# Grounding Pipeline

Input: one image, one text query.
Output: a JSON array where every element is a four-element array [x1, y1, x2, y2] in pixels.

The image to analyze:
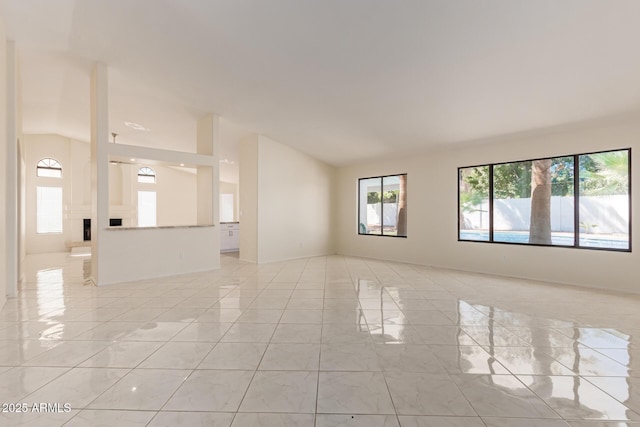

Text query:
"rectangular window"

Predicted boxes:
[[458, 149, 630, 251], [138, 191, 157, 227], [579, 151, 630, 250], [220, 193, 234, 222], [358, 174, 407, 237], [459, 166, 490, 241], [37, 186, 63, 233]]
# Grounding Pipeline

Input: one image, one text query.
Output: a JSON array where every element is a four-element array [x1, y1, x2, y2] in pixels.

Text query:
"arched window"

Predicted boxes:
[[138, 167, 156, 183], [36, 158, 62, 178]]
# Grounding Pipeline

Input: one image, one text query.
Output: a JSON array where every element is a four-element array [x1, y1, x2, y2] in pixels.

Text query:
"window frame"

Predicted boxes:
[[357, 173, 408, 238], [36, 158, 62, 178], [458, 148, 632, 252], [138, 167, 156, 184]]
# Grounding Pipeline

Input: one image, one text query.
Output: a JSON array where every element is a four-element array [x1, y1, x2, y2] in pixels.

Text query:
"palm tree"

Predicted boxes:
[[396, 175, 407, 236], [529, 159, 552, 244]]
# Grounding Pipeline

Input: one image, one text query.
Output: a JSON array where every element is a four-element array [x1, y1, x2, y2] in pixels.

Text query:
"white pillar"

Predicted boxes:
[[90, 63, 109, 285], [196, 114, 220, 266], [0, 36, 7, 306], [5, 40, 18, 298], [196, 114, 219, 226]]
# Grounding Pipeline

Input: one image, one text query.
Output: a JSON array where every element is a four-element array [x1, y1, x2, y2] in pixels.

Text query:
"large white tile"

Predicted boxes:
[[64, 409, 155, 426], [398, 416, 485, 427], [236, 309, 283, 323], [138, 342, 213, 369], [428, 345, 510, 374], [171, 322, 232, 342], [260, 343, 320, 371], [317, 372, 394, 414], [451, 374, 560, 419], [232, 413, 314, 427], [385, 372, 475, 416], [280, 309, 323, 324], [22, 340, 110, 367], [519, 375, 640, 421], [482, 418, 570, 427], [87, 368, 189, 410], [25, 367, 129, 409], [120, 321, 188, 341], [374, 344, 444, 373], [320, 342, 380, 371], [0, 340, 59, 365], [240, 371, 318, 413], [316, 414, 400, 427], [272, 324, 322, 343], [78, 341, 164, 368], [198, 342, 267, 370], [220, 323, 277, 343], [0, 366, 69, 401], [164, 370, 254, 411], [148, 411, 234, 427]]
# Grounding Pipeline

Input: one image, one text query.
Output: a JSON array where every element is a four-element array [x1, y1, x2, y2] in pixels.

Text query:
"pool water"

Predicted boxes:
[[459, 230, 629, 250]]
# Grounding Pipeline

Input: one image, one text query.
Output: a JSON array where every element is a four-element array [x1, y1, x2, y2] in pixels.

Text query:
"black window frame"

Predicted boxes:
[[458, 148, 632, 252], [358, 173, 407, 238]]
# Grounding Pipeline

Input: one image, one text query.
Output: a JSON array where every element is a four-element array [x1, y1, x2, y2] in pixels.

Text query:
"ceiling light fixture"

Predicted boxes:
[[124, 121, 150, 131], [130, 158, 136, 162]]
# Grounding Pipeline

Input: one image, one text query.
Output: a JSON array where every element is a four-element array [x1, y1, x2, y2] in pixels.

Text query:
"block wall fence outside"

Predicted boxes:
[[463, 195, 629, 234]]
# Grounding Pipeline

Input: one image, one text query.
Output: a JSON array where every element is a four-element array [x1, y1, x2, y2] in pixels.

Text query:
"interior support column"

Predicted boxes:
[[5, 40, 18, 298], [90, 63, 109, 285], [196, 114, 220, 266]]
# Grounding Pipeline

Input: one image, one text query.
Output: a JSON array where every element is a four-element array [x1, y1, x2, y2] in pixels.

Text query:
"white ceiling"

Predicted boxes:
[[3, 0, 640, 170]]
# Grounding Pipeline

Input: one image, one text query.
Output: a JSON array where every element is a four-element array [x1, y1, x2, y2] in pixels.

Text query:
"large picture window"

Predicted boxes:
[[358, 174, 407, 237], [458, 149, 630, 251]]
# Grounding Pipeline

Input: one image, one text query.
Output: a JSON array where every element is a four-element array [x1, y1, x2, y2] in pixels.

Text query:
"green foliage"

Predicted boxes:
[[580, 151, 629, 196], [493, 162, 532, 199], [460, 151, 629, 200], [367, 191, 380, 204], [367, 190, 399, 204], [383, 190, 398, 203]]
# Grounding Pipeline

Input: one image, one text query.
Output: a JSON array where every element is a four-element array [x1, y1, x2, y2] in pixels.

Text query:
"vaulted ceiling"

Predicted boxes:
[[3, 0, 640, 172]]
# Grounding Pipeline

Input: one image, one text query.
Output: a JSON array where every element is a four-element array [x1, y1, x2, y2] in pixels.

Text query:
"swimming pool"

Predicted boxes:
[[459, 230, 629, 250]]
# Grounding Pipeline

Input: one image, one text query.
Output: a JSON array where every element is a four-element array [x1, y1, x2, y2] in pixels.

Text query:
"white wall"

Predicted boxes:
[[0, 19, 7, 308], [99, 226, 217, 285], [256, 135, 334, 263], [239, 134, 335, 263], [335, 118, 640, 294]]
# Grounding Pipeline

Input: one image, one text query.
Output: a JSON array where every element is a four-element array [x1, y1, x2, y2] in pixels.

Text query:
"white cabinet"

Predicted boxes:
[[220, 223, 239, 252]]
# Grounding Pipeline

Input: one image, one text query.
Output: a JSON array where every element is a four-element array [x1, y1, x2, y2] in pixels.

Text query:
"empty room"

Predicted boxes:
[[0, 1, 639, 426]]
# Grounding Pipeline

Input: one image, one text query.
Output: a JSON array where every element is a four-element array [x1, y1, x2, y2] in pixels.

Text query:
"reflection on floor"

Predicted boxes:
[[1, 252, 639, 426]]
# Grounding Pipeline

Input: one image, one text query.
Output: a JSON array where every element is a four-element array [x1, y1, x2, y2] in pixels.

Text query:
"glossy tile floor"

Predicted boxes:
[[1, 252, 640, 426]]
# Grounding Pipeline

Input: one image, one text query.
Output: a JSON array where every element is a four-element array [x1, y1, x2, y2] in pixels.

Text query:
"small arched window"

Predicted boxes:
[[37, 158, 62, 178], [138, 167, 156, 183]]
